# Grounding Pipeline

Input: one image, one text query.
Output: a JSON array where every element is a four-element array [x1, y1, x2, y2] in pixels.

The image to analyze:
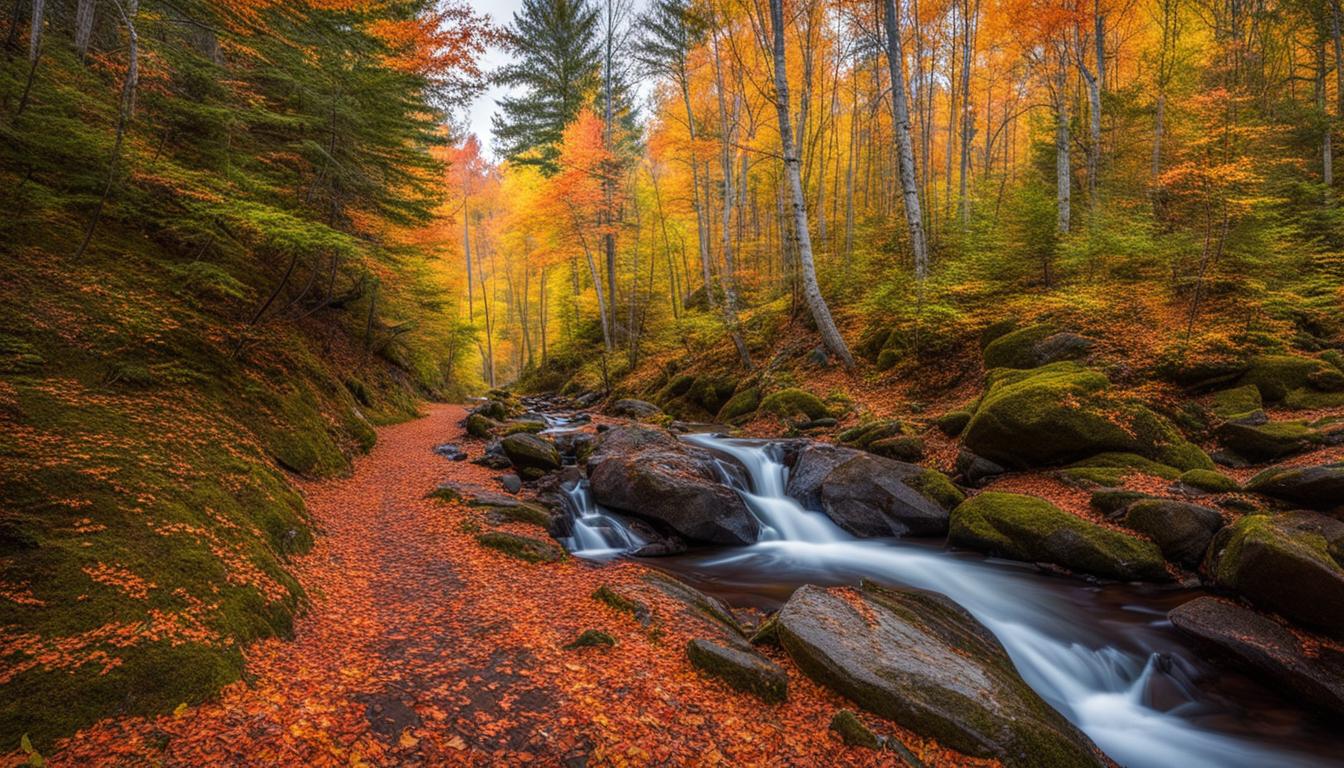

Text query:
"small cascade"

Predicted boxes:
[[560, 478, 646, 558]]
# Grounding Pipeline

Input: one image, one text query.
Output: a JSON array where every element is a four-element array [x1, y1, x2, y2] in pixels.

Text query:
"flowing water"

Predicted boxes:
[[559, 433, 1343, 767]]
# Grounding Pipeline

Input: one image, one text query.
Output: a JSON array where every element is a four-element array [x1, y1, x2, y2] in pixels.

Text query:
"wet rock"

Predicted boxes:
[[793, 417, 838, 431], [950, 492, 1170, 581], [472, 438, 513, 469], [1121, 499, 1224, 567], [1245, 463, 1344, 510], [610, 398, 662, 419], [1169, 597, 1344, 718], [776, 581, 1104, 767], [501, 433, 562, 479], [586, 426, 758, 545], [1206, 512, 1344, 638], [786, 444, 951, 537], [433, 443, 467, 461], [686, 638, 787, 703]]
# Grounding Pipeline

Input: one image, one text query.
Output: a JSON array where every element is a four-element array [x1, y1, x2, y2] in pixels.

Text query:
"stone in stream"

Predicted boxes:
[[1245, 462, 1344, 510], [1169, 597, 1344, 718], [1121, 499, 1224, 568], [586, 426, 759, 545], [500, 433, 561, 480], [949, 492, 1171, 581], [785, 444, 955, 537], [776, 581, 1105, 767], [1205, 511, 1344, 638]]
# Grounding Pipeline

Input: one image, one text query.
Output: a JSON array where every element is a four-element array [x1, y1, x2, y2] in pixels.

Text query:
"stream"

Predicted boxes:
[[559, 432, 1344, 768]]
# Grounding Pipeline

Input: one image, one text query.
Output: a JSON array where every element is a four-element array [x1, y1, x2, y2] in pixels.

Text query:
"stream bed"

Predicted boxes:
[[560, 433, 1344, 768]]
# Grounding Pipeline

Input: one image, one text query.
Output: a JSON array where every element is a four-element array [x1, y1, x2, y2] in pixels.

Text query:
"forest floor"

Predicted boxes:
[[35, 404, 979, 768]]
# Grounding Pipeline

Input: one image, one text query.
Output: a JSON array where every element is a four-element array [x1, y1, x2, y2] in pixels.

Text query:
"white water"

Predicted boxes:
[[561, 434, 1337, 767]]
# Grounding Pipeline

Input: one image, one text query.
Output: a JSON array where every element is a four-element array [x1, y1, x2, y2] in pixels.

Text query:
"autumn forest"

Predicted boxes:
[[2, 0, 1344, 765]]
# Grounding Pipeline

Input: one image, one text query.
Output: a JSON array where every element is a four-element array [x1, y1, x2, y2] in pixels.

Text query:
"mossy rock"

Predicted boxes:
[[1211, 385, 1262, 420], [687, 377, 737, 414], [592, 585, 651, 623], [830, 710, 880, 749], [868, 436, 925, 462], [1122, 499, 1224, 567], [500, 419, 546, 435], [935, 409, 972, 437], [657, 373, 697, 402], [1089, 489, 1152, 516], [1067, 452, 1181, 481], [1218, 420, 1320, 462], [475, 532, 564, 563], [1283, 388, 1344, 409], [1179, 469, 1240, 493], [686, 638, 788, 703], [904, 468, 965, 511], [963, 363, 1211, 472], [476, 399, 511, 420], [982, 324, 1054, 369], [500, 433, 561, 478], [717, 387, 761, 422], [1237, 354, 1344, 402], [759, 388, 831, 421], [978, 318, 1020, 350], [465, 412, 498, 438], [837, 419, 904, 449], [564, 629, 615, 650], [950, 492, 1170, 581], [478, 502, 552, 529]]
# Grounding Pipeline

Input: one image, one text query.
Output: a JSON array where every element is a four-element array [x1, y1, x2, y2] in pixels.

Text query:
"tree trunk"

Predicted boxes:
[[710, 25, 751, 369], [957, 0, 977, 225], [463, 199, 474, 321], [1077, 21, 1102, 204], [1054, 43, 1071, 234], [680, 78, 715, 306], [882, 0, 930, 280], [769, 0, 853, 369], [74, 0, 95, 59], [1320, 42, 1334, 190]]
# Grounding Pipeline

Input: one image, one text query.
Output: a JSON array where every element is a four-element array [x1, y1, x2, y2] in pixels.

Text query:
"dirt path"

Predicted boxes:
[[51, 405, 965, 767]]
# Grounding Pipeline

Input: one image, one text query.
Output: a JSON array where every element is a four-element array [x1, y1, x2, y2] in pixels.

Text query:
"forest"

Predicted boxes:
[[1, 0, 1343, 765]]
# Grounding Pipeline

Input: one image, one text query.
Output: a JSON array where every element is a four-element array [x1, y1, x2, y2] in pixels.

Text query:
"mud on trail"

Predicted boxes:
[[46, 404, 975, 767]]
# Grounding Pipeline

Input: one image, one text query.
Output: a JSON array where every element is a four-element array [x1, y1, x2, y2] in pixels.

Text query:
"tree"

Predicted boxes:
[[767, 0, 854, 368], [493, 0, 602, 174], [883, 0, 931, 281]]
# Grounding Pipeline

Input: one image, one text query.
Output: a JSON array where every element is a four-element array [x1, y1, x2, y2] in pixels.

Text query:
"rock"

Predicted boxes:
[[610, 398, 662, 419], [1169, 597, 1344, 718], [956, 450, 1006, 486], [1237, 354, 1344, 402], [1210, 450, 1252, 469], [759, 388, 832, 420], [950, 492, 1171, 581], [837, 419, 905, 449], [829, 710, 880, 749], [473, 398, 511, 421], [686, 639, 788, 703], [500, 419, 546, 435], [475, 531, 564, 563], [777, 582, 1104, 767], [935, 409, 972, 436], [433, 443, 467, 461], [564, 629, 615, 650], [717, 387, 761, 422], [1206, 512, 1344, 638], [1245, 462, 1344, 509], [498, 473, 522, 494], [465, 412, 498, 438], [1090, 489, 1152, 516], [867, 435, 924, 462], [982, 323, 1055, 369], [962, 362, 1212, 471], [1032, 332, 1096, 366], [1217, 420, 1320, 462], [1122, 499, 1224, 567], [501, 433, 562, 479], [587, 426, 758, 545], [642, 571, 744, 636], [786, 444, 951, 537], [1210, 384, 1262, 420], [794, 417, 838, 431], [1176, 468, 1240, 493]]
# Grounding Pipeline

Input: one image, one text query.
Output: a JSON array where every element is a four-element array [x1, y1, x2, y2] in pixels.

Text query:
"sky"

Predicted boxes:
[[463, 0, 650, 162]]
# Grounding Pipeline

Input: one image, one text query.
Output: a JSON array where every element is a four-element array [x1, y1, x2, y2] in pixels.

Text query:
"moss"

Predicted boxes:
[[474, 532, 564, 563], [1238, 354, 1343, 402], [905, 469, 965, 511], [837, 419, 903, 448], [1211, 385, 1262, 419], [1283, 388, 1344, 409], [982, 323, 1054, 369], [935, 409, 972, 437], [759, 388, 832, 420], [1068, 452, 1181, 480], [829, 710, 881, 749], [950, 492, 1169, 581], [1219, 420, 1320, 461], [1179, 469, 1240, 492], [500, 419, 546, 435], [592, 585, 650, 622], [465, 412, 498, 438], [479, 502, 552, 529], [978, 318, 1020, 350], [563, 629, 615, 650], [717, 387, 761, 421], [749, 614, 780, 646], [687, 377, 737, 414], [657, 373, 696, 402], [1090, 489, 1151, 515], [868, 436, 924, 462], [685, 639, 787, 703], [428, 484, 462, 502]]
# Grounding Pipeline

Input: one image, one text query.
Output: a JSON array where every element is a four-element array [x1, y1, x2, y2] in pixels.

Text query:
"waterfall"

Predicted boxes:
[[559, 433, 1333, 767]]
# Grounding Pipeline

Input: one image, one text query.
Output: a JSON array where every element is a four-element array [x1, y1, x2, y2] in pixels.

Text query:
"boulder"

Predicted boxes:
[[962, 362, 1211, 471], [1210, 384, 1262, 420], [982, 324, 1054, 369], [1169, 597, 1344, 718], [776, 582, 1104, 767], [1245, 462, 1344, 510], [501, 433, 562, 479], [1237, 354, 1344, 403], [759, 388, 832, 420], [1122, 499, 1224, 567], [465, 412, 498, 438], [935, 409, 973, 437], [786, 444, 952, 537], [1206, 512, 1344, 638], [867, 435, 924, 462], [610, 398, 662, 419], [717, 387, 761, 422], [433, 443, 467, 461], [1217, 420, 1320, 462], [950, 492, 1170, 581], [587, 426, 759, 545], [956, 450, 1006, 486], [1176, 469, 1240, 494], [686, 639, 787, 703]]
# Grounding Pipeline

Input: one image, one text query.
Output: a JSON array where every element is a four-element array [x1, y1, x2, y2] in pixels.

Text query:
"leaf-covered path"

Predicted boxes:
[[49, 405, 973, 767]]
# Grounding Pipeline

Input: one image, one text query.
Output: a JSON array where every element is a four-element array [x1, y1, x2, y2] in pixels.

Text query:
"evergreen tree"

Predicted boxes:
[[492, 0, 602, 174]]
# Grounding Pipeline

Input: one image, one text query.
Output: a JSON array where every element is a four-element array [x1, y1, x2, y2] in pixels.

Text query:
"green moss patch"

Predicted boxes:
[[830, 710, 881, 749], [475, 532, 564, 563], [1179, 469, 1240, 492], [564, 629, 615, 650], [759, 388, 832, 420]]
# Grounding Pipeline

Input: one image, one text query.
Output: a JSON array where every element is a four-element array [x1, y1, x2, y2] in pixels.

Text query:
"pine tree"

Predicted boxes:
[[492, 0, 602, 175]]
